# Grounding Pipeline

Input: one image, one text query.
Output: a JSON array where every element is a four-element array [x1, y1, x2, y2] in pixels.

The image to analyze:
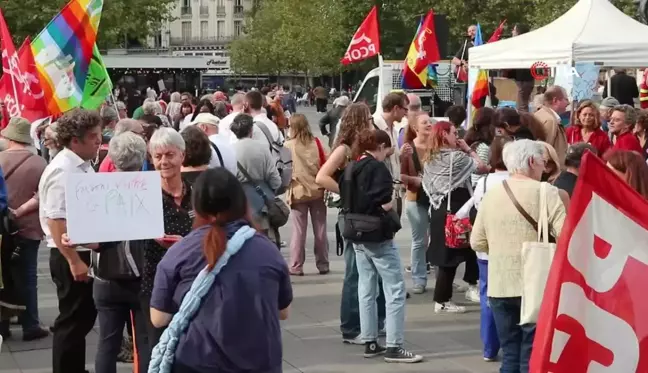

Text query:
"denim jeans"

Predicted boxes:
[[405, 200, 429, 287], [340, 238, 385, 339], [478, 259, 500, 359], [15, 236, 41, 332], [489, 297, 536, 373], [93, 279, 149, 373], [353, 240, 406, 347]]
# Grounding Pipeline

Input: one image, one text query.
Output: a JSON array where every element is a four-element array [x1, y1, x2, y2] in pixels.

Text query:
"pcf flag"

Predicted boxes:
[[0, 9, 22, 124], [16, 38, 49, 123], [530, 152, 648, 373], [341, 6, 380, 65], [32, 0, 104, 115], [81, 44, 112, 110]]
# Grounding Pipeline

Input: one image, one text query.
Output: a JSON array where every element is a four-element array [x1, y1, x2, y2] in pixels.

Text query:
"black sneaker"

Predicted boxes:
[[384, 346, 423, 363], [363, 341, 386, 358]]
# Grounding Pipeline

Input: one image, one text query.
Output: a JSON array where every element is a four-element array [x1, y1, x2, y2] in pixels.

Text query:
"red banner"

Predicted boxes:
[[531, 152, 648, 372], [0, 10, 48, 127], [341, 6, 381, 65]]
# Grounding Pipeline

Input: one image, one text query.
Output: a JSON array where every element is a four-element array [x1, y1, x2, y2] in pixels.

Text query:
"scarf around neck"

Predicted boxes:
[[422, 148, 475, 210]]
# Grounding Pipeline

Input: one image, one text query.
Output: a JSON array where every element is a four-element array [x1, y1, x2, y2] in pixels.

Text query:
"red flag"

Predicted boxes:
[[530, 152, 648, 373], [16, 37, 48, 122], [487, 20, 506, 43], [341, 6, 380, 65], [0, 9, 21, 127], [0, 11, 48, 127]]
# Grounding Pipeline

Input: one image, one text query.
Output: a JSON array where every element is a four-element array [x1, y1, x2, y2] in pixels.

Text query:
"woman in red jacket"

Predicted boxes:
[[566, 100, 611, 156]]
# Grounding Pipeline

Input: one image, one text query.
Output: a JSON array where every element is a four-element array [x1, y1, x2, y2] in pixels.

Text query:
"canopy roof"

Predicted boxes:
[[469, 0, 648, 69]]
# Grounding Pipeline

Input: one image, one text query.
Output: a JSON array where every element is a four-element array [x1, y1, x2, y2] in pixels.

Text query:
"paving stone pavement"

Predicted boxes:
[[0, 106, 499, 372]]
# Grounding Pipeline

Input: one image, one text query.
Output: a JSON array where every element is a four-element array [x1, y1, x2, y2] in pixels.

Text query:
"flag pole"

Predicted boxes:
[[110, 91, 122, 120]]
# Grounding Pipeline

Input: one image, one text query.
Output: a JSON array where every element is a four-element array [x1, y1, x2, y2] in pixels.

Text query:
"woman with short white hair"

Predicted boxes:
[[138, 127, 193, 368], [143, 101, 162, 116], [89, 131, 150, 373], [470, 139, 567, 373]]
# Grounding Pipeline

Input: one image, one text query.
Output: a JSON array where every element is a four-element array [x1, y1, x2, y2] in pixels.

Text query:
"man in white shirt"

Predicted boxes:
[[244, 90, 284, 150], [38, 109, 102, 373], [219, 92, 245, 144], [183, 112, 237, 174]]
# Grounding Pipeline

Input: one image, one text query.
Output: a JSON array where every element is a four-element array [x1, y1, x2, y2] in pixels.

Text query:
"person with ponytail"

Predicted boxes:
[[148, 168, 292, 373]]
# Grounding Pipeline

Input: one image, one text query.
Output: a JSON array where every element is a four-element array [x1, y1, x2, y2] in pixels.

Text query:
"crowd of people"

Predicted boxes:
[[0, 77, 646, 373]]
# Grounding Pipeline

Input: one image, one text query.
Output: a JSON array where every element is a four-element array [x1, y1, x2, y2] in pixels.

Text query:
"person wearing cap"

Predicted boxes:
[[184, 112, 237, 174], [319, 96, 349, 148], [553, 142, 597, 197], [0, 117, 48, 341], [599, 96, 620, 132]]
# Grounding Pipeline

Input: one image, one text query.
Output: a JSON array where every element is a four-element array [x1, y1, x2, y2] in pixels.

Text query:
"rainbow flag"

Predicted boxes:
[[31, 0, 104, 115], [471, 24, 489, 108]]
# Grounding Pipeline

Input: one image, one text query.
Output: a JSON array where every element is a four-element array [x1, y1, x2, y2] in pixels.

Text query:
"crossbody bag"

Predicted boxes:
[[236, 162, 289, 228]]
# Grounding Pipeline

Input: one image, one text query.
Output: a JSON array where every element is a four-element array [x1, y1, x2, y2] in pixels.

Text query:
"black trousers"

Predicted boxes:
[[432, 254, 479, 303], [50, 249, 97, 373], [93, 279, 148, 373], [315, 98, 327, 112]]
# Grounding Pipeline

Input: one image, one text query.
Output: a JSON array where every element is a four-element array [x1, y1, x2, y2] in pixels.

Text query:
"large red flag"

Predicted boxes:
[[530, 152, 648, 373], [0, 11, 48, 127], [341, 6, 380, 65], [488, 20, 506, 43], [0, 9, 21, 127], [16, 37, 48, 122]]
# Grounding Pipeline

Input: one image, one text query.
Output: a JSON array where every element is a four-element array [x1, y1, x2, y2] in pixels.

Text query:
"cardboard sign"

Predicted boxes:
[[65, 171, 165, 244], [531, 153, 648, 372]]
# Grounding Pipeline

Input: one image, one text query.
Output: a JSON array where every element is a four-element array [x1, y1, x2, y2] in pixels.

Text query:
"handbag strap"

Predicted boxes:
[[341, 161, 356, 212], [502, 180, 539, 231], [236, 162, 269, 202], [447, 151, 453, 212], [539, 182, 550, 244], [3, 153, 33, 181], [411, 142, 423, 174]]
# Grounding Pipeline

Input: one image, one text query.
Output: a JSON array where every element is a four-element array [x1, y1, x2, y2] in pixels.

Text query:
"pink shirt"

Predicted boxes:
[[98, 155, 117, 173]]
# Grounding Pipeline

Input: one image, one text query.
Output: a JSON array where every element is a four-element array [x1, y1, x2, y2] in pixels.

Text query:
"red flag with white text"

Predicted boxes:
[[0, 9, 20, 127], [530, 152, 648, 373], [341, 6, 381, 65], [16, 37, 48, 123]]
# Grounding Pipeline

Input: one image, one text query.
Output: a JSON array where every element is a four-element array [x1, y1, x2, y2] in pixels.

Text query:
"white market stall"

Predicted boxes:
[[469, 0, 648, 70]]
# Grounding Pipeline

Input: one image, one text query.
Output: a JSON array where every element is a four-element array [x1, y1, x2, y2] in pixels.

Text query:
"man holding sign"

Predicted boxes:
[[38, 109, 102, 373]]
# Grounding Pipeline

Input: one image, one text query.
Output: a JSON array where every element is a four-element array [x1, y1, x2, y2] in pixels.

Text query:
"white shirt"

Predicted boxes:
[[465, 170, 510, 260], [208, 134, 237, 175], [39, 148, 94, 250], [373, 113, 400, 179], [219, 110, 240, 143], [180, 114, 193, 131], [252, 113, 283, 145]]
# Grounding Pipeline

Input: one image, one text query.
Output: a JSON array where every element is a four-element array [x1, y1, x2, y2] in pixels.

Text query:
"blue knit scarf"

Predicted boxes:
[[148, 225, 256, 373]]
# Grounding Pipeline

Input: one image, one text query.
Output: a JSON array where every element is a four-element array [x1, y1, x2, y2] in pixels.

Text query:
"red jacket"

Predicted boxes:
[[565, 126, 611, 156], [613, 131, 644, 154]]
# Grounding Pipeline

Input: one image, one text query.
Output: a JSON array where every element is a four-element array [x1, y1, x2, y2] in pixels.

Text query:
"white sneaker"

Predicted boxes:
[[342, 335, 364, 345], [434, 301, 466, 313], [465, 286, 480, 303], [452, 282, 469, 292]]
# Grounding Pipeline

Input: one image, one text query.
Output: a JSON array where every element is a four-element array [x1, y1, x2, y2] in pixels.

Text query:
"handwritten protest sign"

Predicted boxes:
[[65, 171, 165, 244]]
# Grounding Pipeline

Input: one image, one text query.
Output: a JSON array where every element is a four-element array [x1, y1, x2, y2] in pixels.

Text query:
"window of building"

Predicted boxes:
[[200, 21, 208, 38], [182, 21, 192, 40], [234, 20, 243, 36], [217, 21, 225, 38]]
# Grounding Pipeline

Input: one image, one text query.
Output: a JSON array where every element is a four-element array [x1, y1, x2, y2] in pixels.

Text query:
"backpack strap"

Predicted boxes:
[[209, 141, 224, 167], [255, 121, 281, 153]]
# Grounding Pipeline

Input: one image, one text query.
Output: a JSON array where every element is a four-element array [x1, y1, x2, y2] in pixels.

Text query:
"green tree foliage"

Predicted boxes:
[[0, 0, 175, 47], [230, 0, 641, 75]]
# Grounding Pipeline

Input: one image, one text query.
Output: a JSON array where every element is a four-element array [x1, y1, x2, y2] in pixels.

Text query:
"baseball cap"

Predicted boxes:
[[600, 97, 620, 108], [565, 142, 597, 168], [188, 113, 220, 127]]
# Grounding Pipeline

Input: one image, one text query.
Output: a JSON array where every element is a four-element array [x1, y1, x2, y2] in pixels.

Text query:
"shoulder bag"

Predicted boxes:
[[237, 162, 289, 228], [444, 152, 472, 249], [340, 160, 400, 243], [502, 180, 556, 324], [410, 143, 430, 207]]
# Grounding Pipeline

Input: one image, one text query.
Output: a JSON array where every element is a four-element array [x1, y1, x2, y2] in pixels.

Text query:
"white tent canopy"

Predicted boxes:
[[469, 0, 648, 69]]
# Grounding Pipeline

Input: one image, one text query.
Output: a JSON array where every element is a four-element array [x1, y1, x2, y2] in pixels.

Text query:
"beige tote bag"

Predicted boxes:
[[519, 182, 556, 324]]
